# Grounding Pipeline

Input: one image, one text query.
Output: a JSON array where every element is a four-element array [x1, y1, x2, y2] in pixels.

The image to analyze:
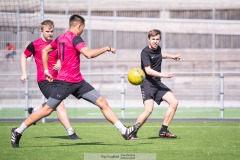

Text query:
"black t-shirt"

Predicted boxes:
[[141, 45, 162, 83]]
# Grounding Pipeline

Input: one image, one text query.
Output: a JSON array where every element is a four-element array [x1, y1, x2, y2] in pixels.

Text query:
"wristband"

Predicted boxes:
[[44, 69, 49, 74]]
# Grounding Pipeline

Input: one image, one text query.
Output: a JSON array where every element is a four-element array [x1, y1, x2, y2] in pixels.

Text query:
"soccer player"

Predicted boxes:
[[11, 15, 139, 148], [130, 29, 181, 140], [20, 20, 79, 140]]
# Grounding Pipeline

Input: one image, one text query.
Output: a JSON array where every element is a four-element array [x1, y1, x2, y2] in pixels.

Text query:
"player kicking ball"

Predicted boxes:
[[130, 29, 181, 140], [11, 14, 140, 148]]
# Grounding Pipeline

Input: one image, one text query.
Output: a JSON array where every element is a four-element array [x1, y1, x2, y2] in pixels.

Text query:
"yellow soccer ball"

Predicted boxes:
[[128, 68, 146, 85]]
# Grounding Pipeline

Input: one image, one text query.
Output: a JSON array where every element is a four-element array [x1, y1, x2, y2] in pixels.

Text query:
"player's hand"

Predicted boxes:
[[110, 47, 116, 54], [162, 73, 173, 78], [173, 54, 181, 61], [107, 46, 116, 54], [53, 60, 61, 71], [44, 70, 53, 82], [20, 74, 28, 83]]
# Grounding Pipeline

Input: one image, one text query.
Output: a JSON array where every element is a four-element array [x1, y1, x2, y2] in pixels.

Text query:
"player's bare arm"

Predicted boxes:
[[145, 66, 173, 78], [162, 53, 181, 61], [42, 44, 54, 82], [20, 53, 28, 83], [80, 46, 116, 59]]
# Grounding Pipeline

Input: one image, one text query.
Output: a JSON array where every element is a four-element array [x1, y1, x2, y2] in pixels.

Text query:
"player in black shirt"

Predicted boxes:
[[131, 29, 181, 140]]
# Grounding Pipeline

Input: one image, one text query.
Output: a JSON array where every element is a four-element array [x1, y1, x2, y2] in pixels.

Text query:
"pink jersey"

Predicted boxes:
[[50, 31, 86, 83], [24, 38, 58, 82]]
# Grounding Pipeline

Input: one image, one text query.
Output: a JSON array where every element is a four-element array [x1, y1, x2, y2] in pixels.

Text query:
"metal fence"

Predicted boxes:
[[0, 72, 239, 122]]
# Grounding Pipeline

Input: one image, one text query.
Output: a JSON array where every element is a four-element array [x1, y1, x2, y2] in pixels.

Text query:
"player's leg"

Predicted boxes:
[[130, 99, 154, 140], [11, 105, 54, 148], [37, 80, 80, 139], [55, 102, 80, 139], [94, 96, 140, 140], [159, 91, 178, 138], [78, 81, 140, 140]]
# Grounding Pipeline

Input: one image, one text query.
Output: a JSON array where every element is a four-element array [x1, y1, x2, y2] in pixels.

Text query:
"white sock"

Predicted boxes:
[[114, 121, 126, 134], [16, 123, 27, 134], [66, 127, 74, 135]]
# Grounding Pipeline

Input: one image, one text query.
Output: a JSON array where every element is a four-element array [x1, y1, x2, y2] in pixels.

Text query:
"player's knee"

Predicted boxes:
[[41, 105, 54, 116], [96, 97, 109, 109], [144, 107, 153, 115], [171, 99, 178, 110]]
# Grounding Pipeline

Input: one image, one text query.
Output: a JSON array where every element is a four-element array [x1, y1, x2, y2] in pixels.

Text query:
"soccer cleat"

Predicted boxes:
[[159, 130, 177, 138], [69, 133, 81, 140], [129, 132, 139, 140], [122, 122, 141, 140], [27, 107, 34, 114], [27, 107, 36, 125], [11, 128, 22, 148]]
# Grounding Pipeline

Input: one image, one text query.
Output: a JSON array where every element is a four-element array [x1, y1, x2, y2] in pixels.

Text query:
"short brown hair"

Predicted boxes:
[[69, 14, 85, 27], [148, 29, 161, 39], [40, 20, 54, 31]]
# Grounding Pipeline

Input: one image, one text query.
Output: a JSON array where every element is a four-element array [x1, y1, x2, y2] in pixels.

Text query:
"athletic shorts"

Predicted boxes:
[[140, 80, 171, 105], [47, 80, 100, 109], [38, 80, 57, 99]]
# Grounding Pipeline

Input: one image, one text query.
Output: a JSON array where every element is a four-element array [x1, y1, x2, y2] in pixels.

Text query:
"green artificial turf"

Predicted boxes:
[[1, 122, 239, 160]]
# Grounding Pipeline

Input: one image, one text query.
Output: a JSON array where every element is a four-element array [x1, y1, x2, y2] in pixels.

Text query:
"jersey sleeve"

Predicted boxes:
[[24, 42, 35, 57], [141, 49, 151, 67], [73, 36, 86, 52]]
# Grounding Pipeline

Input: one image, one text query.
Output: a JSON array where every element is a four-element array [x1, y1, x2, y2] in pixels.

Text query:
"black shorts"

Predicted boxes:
[[49, 80, 95, 100], [140, 80, 171, 105], [38, 80, 57, 99]]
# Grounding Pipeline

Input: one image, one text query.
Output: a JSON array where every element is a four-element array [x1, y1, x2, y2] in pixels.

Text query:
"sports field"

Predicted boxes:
[[1, 107, 239, 119], [1, 121, 240, 160]]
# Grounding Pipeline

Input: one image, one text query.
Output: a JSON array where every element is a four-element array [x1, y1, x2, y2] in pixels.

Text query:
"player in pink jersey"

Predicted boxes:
[[11, 15, 140, 148], [20, 20, 80, 140]]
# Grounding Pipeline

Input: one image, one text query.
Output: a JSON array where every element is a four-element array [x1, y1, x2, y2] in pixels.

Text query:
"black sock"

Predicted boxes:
[[160, 125, 168, 132]]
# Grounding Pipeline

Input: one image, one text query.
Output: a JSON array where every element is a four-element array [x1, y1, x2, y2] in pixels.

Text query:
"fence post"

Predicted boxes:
[[220, 73, 224, 119], [41, 95, 46, 123], [25, 78, 29, 118], [120, 74, 125, 119]]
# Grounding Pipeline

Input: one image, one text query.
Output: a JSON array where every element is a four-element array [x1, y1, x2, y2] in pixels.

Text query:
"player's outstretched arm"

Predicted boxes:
[[81, 46, 116, 59], [145, 66, 173, 78], [20, 53, 28, 83], [162, 53, 181, 61]]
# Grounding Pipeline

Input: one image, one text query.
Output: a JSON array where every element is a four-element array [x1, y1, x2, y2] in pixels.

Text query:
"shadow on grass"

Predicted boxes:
[[28, 142, 116, 148], [35, 135, 76, 140], [148, 136, 181, 140]]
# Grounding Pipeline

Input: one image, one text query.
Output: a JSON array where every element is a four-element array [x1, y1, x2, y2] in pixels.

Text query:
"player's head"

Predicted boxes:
[[148, 29, 161, 50], [40, 20, 54, 42], [69, 14, 85, 35]]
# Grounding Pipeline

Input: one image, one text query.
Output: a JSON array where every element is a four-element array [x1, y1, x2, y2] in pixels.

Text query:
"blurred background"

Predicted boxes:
[[0, 0, 239, 121]]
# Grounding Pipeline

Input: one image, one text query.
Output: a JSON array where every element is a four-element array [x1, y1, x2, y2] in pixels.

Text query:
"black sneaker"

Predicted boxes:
[[122, 122, 141, 140], [11, 128, 22, 148], [69, 133, 81, 140], [27, 107, 34, 114], [27, 108, 36, 125], [129, 132, 139, 140], [159, 130, 177, 138]]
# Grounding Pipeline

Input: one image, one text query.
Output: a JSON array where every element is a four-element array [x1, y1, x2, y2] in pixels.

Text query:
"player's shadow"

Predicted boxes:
[[29, 142, 115, 148], [35, 135, 76, 140], [148, 136, 180, 140]]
